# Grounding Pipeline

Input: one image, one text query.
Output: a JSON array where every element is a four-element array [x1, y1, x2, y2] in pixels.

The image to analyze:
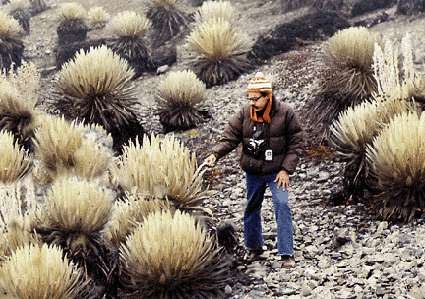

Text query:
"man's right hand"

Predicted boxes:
[[204, 154, 217, 167]]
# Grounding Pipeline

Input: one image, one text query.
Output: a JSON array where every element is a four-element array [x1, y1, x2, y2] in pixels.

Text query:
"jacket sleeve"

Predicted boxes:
[[211, 108, 244, 160], [281, 107, 304, 175]]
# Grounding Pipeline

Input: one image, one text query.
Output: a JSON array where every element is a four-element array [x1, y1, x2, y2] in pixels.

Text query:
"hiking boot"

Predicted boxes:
[[244, 249, 265, 262], [281, 255, 295, 268]]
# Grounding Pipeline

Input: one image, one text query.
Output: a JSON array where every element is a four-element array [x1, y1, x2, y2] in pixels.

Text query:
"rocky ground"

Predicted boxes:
[[11, 0, 425, 298]]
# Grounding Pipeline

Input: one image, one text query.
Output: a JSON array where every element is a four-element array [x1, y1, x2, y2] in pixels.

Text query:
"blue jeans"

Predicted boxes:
[[244, 172, 294, 256]]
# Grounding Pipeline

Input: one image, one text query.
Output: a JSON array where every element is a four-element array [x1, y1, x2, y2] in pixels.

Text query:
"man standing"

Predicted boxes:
[[204, 72, 303, 268]]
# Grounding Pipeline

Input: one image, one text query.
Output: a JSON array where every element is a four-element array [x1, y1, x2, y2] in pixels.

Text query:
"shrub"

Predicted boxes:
[[187, 18, 252, 87], [57, 2, 88, 45], [366, 112, 425, 221], [0, 10, 24, 72], [330, 97, 413, 198], [109, 11, 151, 78], [34, 177, 114, 294], [113, 134, 209, 210], [105, 194, 169, 246], [87, 6, 109, 29], [308, 27, 378, 132], [0, 243, 86, 298], [0, 79, 37, 150], [33, 115, 112, 182], [120, 210, 229, 298], [194, 0, 235, 24], [157, 69, 208, 132], [53, 45, 145, 152], [6, 0, 31, 34], [147, 0, 188, 46]]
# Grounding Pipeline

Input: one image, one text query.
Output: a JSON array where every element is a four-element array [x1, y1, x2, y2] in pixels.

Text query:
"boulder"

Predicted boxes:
[[248, 10, 349, 62], [351, 0, 396, 17]]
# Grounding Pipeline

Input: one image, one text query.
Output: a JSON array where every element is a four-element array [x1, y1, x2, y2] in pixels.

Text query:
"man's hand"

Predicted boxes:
[[274, 170, 289, 190], [204, 154, 217, 167]]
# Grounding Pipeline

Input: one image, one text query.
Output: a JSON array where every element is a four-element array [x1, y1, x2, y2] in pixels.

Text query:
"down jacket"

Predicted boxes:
[[211, 99, 304, 175]]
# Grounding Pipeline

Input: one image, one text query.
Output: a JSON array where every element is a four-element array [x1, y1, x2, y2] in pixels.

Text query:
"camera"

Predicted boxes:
[[245, 128, 267, 158]]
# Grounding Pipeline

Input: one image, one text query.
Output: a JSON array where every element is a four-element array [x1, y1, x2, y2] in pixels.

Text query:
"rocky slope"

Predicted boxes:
[[13, 0, 425, 298]]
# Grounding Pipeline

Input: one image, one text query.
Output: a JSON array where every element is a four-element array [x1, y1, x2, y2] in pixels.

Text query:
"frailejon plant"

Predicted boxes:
[[0, 79, 38, 150], [33, 115, 112, 183], [308, 27, 379, 132], [56, 2, 88, 45], [5, 0, 31, 34], [105, 193, 169, 247], [87, 6, 110, 29], [34, 177, 114, 296], [157, 69, 209, 132], [0, 243, 87, 299], [53, 45, 145, 152], [0, 10, 24, 72], [147, 0, 188, 46], [113, 134, 210, 210], [187, 18, 252, 87], [119, 210, 229, 298], [366, 111, 425, 222], [0, 130, 32, 231], [194, 0, 235, 24], [330, 96, 413, 199], [373, 34, 425, 110], [109, 11, 152, 78]]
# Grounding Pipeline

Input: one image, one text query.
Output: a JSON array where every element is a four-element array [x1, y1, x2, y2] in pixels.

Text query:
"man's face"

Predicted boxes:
[[248, 91, 269, 111]]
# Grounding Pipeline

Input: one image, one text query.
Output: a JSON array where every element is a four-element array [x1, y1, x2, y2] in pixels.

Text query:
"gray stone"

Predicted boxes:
[[224, 285, 232, 295], [156, 65, 169, 74]]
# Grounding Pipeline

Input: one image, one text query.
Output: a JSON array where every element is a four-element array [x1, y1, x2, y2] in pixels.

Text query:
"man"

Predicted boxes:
[[204, 72, 303, 268]]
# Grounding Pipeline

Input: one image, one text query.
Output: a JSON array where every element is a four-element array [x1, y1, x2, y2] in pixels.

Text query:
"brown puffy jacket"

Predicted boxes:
[[211, 99, 303, 175]]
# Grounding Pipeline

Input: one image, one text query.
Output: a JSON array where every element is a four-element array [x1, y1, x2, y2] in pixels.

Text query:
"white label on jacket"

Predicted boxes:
[[265, 149, 273, 161]]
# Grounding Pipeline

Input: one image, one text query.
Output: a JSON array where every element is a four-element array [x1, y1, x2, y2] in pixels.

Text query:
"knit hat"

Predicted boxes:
[[247, 72, 272, 93]]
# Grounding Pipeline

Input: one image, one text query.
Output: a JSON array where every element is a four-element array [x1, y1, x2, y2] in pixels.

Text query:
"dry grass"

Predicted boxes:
[[43, 177, 113, 235], [110, 11, 150, 38], [105, 194, 169, 246], [0, 243, 85, 299], [1, 62, 40, 107], [87, 6, 110, 29], [194, 1, 235, 24], [113, 134, 209, 210], [120, 209, 228, 298], [366, 111, 425, 221], [59, 2, 87, 21], [0, 10, 21, 38], [188, 18, 251, 61], [0, 131, 30, 184]]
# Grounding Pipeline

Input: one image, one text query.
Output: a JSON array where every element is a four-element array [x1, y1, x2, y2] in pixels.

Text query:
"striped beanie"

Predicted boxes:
[[247, 72, 272, 93]]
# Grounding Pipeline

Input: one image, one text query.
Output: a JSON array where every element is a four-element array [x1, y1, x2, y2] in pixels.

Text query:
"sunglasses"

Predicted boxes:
[[248, 95, 264, 102]]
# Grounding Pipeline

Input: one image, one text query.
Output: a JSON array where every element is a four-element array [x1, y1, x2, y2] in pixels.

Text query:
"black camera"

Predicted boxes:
[[245, 128, 267, 158]]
